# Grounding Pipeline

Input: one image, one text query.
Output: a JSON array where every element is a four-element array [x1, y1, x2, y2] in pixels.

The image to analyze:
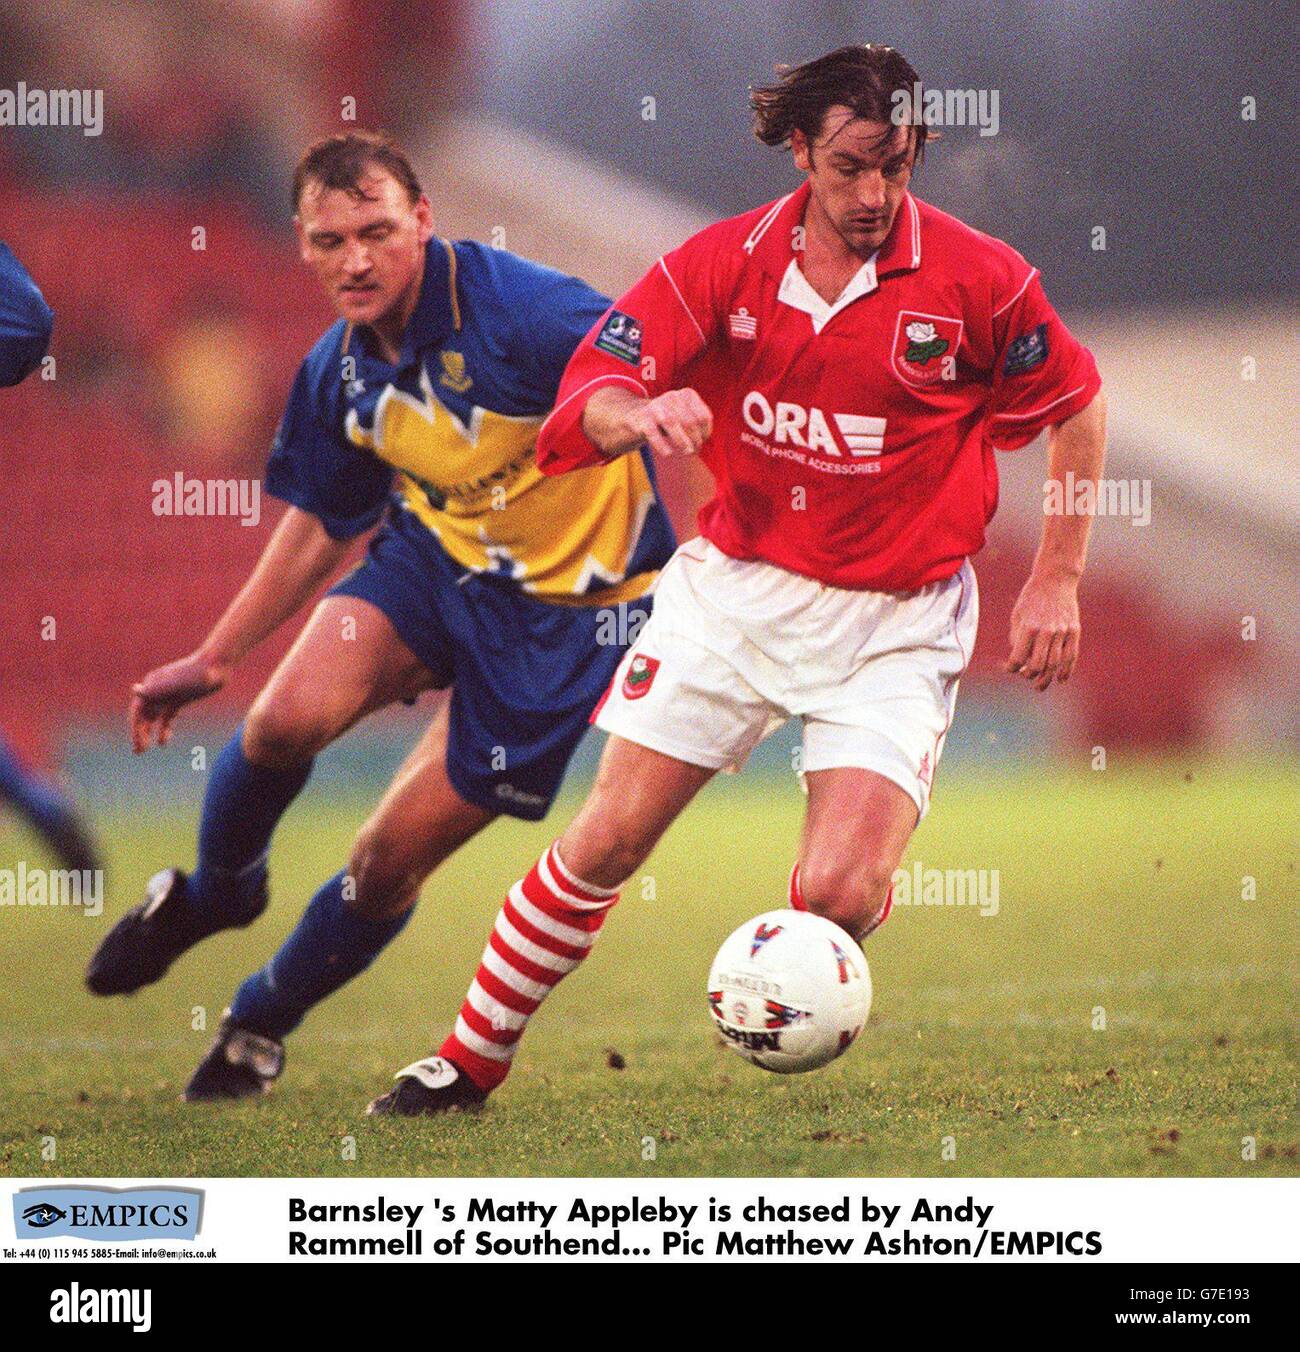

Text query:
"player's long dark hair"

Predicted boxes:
[[750, 44, 932, 167]]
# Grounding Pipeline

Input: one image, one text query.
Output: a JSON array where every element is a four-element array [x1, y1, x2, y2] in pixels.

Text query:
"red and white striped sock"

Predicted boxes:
[[788, 862, 893, 939], [440, 842, 619, 1092]]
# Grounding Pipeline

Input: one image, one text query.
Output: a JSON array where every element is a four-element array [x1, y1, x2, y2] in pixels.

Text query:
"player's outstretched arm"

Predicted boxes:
[[582, 384, 713, 460], [1006, 390, 1108, 691], [129, 506, 355, 752]]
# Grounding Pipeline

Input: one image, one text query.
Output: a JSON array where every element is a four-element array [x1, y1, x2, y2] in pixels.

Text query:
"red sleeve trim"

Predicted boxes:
[[992, 266, 1039, 320], [657, 257, 707, 345], [536, 372, 649, 473], [989, 368, 1102, 451]]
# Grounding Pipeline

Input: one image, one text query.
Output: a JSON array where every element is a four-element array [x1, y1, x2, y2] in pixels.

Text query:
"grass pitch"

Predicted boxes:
[[0, 756, 1294, 1178]]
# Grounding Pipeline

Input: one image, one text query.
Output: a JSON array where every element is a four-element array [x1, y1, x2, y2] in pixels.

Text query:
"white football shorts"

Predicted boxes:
[[594, 537, 979, 818]]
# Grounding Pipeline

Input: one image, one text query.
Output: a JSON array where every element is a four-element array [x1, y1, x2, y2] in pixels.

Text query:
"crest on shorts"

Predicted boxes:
[[892, 311, 963, 387], [622, 652, 660, 700]]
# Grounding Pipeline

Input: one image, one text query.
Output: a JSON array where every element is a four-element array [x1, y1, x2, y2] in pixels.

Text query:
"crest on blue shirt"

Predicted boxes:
[[594, 309, 643, 366], [439, 349, 473, 393], [1004, 323, 1049, 377]]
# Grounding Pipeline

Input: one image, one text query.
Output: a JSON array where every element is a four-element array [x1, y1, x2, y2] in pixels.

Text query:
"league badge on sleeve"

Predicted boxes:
[[891, 310, 964, 387], [1003, 322, 1049, 376], [594, 310, 644, 366]]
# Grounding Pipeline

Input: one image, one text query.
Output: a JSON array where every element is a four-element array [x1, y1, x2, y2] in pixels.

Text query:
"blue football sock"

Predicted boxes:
[[0, 733, 79, 838], [229, 870, 413, 1040], [188, 727, 313, 925]]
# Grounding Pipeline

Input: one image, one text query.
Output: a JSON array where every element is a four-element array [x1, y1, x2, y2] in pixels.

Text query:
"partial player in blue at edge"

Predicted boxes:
[[0, 240, 102, 877]]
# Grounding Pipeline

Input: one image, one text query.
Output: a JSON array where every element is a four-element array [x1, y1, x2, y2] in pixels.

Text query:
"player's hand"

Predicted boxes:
[[129, 652, 229, 753], [1005, 570, 1081, 691], [626, 388, 713, 457]]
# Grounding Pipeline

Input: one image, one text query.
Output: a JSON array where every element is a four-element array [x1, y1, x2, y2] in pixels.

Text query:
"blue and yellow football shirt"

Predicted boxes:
[[267, 238, 674, 605]]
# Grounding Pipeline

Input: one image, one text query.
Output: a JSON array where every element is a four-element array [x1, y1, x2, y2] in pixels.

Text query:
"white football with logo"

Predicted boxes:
[[707, 910, 872, 1074]]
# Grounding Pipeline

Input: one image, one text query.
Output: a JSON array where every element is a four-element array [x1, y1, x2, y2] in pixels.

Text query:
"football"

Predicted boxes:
[[707, 910, 872, 1073]]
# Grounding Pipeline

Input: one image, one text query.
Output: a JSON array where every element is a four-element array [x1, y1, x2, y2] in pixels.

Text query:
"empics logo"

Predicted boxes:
[[50, 1285, 152, 1334], [14, 1186, 203, 1240]]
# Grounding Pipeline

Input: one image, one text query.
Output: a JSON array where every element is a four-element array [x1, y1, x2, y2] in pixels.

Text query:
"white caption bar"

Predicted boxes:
[[4, 1177, 1295, 1264]]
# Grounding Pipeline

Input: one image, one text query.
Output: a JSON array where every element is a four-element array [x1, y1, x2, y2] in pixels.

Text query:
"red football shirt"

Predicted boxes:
[[537, 181, 1101, 592]]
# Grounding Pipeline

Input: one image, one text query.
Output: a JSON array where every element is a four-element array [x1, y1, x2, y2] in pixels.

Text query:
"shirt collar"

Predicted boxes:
[[347, 237, 461, 369], [745, 180, 922, 281], [777, 250, 879, 333], [400, 237, 461, 364]]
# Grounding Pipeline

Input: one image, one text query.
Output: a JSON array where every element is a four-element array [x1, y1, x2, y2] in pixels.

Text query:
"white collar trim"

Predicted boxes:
[[777, 252, 879, 333]]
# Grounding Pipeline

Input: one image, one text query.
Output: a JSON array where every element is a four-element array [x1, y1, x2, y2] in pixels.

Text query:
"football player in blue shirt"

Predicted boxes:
[[85, 133, 674, 1106], [0, 242, 102, 876]]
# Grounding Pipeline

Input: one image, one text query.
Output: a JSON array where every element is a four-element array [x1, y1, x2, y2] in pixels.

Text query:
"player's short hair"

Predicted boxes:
[[750, 44, 932, 168], [292, 131, 423, 212]]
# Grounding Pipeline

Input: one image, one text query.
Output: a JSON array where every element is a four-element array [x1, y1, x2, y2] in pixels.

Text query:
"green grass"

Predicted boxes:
[[0, 757, 1295, 1177]]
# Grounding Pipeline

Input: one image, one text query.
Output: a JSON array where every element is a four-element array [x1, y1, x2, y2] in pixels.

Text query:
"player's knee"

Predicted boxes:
[[563, 804, 655, 891], [346, 821, 430, 921], [798, 855, 893, 939], [580, 830, 645, 890], [243, 692, 335, 767]]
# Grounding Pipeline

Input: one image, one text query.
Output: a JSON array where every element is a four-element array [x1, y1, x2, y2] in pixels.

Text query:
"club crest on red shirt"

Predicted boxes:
[[892, 310, 964, 387], [622, 652, 660, 700]]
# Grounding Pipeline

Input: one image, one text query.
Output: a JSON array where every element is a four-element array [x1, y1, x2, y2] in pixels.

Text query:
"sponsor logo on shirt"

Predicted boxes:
[[594, 309, 643, 366], [740, 389, 887, 467], [891, 310, 964, 387], [1004, 322, 1049, 376]]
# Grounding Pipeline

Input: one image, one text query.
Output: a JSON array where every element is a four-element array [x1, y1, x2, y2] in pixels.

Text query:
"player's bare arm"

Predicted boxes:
[[129, 505, 357, 752], [582, 383, 713, 458], [1006, 390, 1108, 692]]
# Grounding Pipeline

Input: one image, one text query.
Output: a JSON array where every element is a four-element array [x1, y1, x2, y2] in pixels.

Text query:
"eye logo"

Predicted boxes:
[[22, 1202, 67, 1229]]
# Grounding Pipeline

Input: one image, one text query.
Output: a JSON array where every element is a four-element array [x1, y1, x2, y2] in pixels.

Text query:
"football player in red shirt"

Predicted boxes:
[[367, 43, 1106, 1116]]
